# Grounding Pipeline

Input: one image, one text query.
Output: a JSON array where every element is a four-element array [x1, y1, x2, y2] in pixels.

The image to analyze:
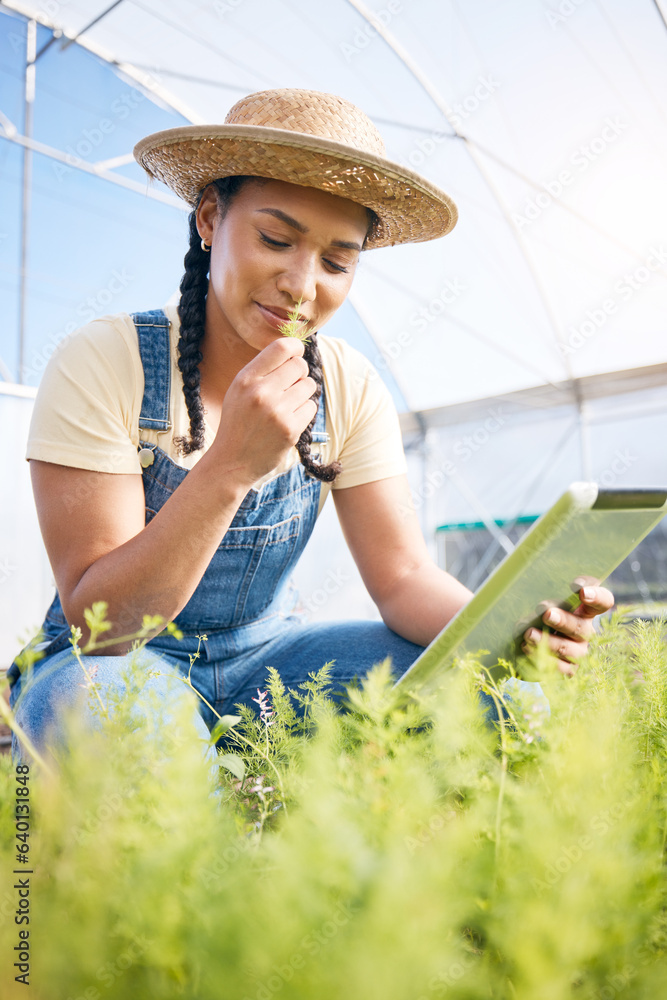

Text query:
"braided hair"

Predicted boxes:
[[175, 175, 247, 456], [175, 177, 380, 483]]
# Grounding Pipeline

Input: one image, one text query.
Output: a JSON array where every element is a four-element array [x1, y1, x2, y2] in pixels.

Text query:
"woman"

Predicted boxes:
[[8, 89, 612, 760]]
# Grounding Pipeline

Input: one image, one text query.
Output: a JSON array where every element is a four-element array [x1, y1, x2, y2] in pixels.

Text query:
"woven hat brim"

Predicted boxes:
[[133, 124, 458, 248]]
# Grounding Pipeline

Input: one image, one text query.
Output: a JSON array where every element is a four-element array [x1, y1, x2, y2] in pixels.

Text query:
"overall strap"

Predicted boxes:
[[311, 377, 329, 442], [132, 309, 172, 431]]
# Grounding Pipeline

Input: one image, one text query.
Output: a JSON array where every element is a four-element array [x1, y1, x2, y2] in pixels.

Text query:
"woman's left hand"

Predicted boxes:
[[522, 584, 615, 675]]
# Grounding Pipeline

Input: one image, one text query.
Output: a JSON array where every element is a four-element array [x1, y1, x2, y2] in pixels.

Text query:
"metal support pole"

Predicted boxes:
[[578, 397, 593, 481], [18, 19, 36, 385]]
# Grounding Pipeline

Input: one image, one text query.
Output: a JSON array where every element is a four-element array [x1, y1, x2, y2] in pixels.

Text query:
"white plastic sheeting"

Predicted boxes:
[[3, 0, 667, 408], [1, 388, 53, 665]]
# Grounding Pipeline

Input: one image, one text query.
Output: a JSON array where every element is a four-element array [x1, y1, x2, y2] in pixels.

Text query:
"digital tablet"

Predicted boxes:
[[395, 483, 667, 696]]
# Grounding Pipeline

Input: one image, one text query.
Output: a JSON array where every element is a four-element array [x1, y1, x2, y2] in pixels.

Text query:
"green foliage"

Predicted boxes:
[[2, 616, 667, 998], [278, 296, 312, 342]]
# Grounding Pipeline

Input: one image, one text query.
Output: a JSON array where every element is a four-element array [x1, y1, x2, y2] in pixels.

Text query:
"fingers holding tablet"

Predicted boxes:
[[522, 584, 616, 675], [572, 583, 615, 618], [522, 627, 585, 676]]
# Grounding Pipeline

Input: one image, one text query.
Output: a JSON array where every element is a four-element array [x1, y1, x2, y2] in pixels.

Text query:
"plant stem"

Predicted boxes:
[[170, 672, 289, 815], [70, 644, 109, 719], [488, 685, 508, 890]]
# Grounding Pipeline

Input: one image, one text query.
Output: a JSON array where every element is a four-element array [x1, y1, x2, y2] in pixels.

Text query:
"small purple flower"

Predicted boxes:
[[252, 689, 276, 726], [79, 664, 100, 689]]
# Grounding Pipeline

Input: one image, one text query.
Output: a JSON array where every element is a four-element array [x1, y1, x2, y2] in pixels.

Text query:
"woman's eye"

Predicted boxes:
[[259, 232, 290, 248], [324, 259, 350, 274], [259, 231, 351, 273]]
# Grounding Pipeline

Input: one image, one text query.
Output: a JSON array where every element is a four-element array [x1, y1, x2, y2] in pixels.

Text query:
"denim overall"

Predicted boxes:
[[9, 310, 425, 759]]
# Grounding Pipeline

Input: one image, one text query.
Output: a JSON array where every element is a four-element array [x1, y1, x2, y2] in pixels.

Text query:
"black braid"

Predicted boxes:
[[296, 335, 343, 483], [174, 210, 208, 455], [293, 208, 378, 483], [174, 176, 250, 456]]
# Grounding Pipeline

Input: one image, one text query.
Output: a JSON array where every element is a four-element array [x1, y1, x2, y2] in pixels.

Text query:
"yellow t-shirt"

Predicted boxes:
[[26, 303, 407, 514]]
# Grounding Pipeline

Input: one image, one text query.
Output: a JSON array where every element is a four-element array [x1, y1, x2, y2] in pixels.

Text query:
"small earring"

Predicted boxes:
[[201, 238, 211, 252]]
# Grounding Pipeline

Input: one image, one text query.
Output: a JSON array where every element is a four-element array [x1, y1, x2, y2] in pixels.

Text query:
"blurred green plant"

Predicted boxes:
[[1, 611, 666, 998]]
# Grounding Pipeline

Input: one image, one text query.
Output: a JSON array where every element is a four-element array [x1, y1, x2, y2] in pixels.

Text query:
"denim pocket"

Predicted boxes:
[[176, 514, 302, 628]]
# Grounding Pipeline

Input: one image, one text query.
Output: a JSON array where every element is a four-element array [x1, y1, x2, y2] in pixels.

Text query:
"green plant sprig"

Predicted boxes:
[[278, 296, 311, 343]]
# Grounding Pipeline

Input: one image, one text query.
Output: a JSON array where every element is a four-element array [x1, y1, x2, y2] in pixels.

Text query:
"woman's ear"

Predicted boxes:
[[195, 185, 219, 244]]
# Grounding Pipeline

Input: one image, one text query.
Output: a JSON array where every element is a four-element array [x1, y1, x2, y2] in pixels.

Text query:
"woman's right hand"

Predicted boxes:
[[209, 337, 318, 488]]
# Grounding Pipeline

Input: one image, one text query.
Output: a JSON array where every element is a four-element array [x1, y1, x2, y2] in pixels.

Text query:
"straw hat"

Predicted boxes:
[[133, 88, 458, 248]]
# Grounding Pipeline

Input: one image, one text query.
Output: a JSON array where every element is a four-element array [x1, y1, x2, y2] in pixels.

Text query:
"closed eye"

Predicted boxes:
[[259, 232, 290, 249], [324, 259, 349, 273], [260, 231, 352, 273]]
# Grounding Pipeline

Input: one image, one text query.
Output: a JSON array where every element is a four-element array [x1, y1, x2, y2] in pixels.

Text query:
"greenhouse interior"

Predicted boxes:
[[2, 2, 667, 995]]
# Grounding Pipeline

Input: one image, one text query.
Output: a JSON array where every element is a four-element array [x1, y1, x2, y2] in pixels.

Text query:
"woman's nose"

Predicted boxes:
[[276, 253, 317, 305]]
